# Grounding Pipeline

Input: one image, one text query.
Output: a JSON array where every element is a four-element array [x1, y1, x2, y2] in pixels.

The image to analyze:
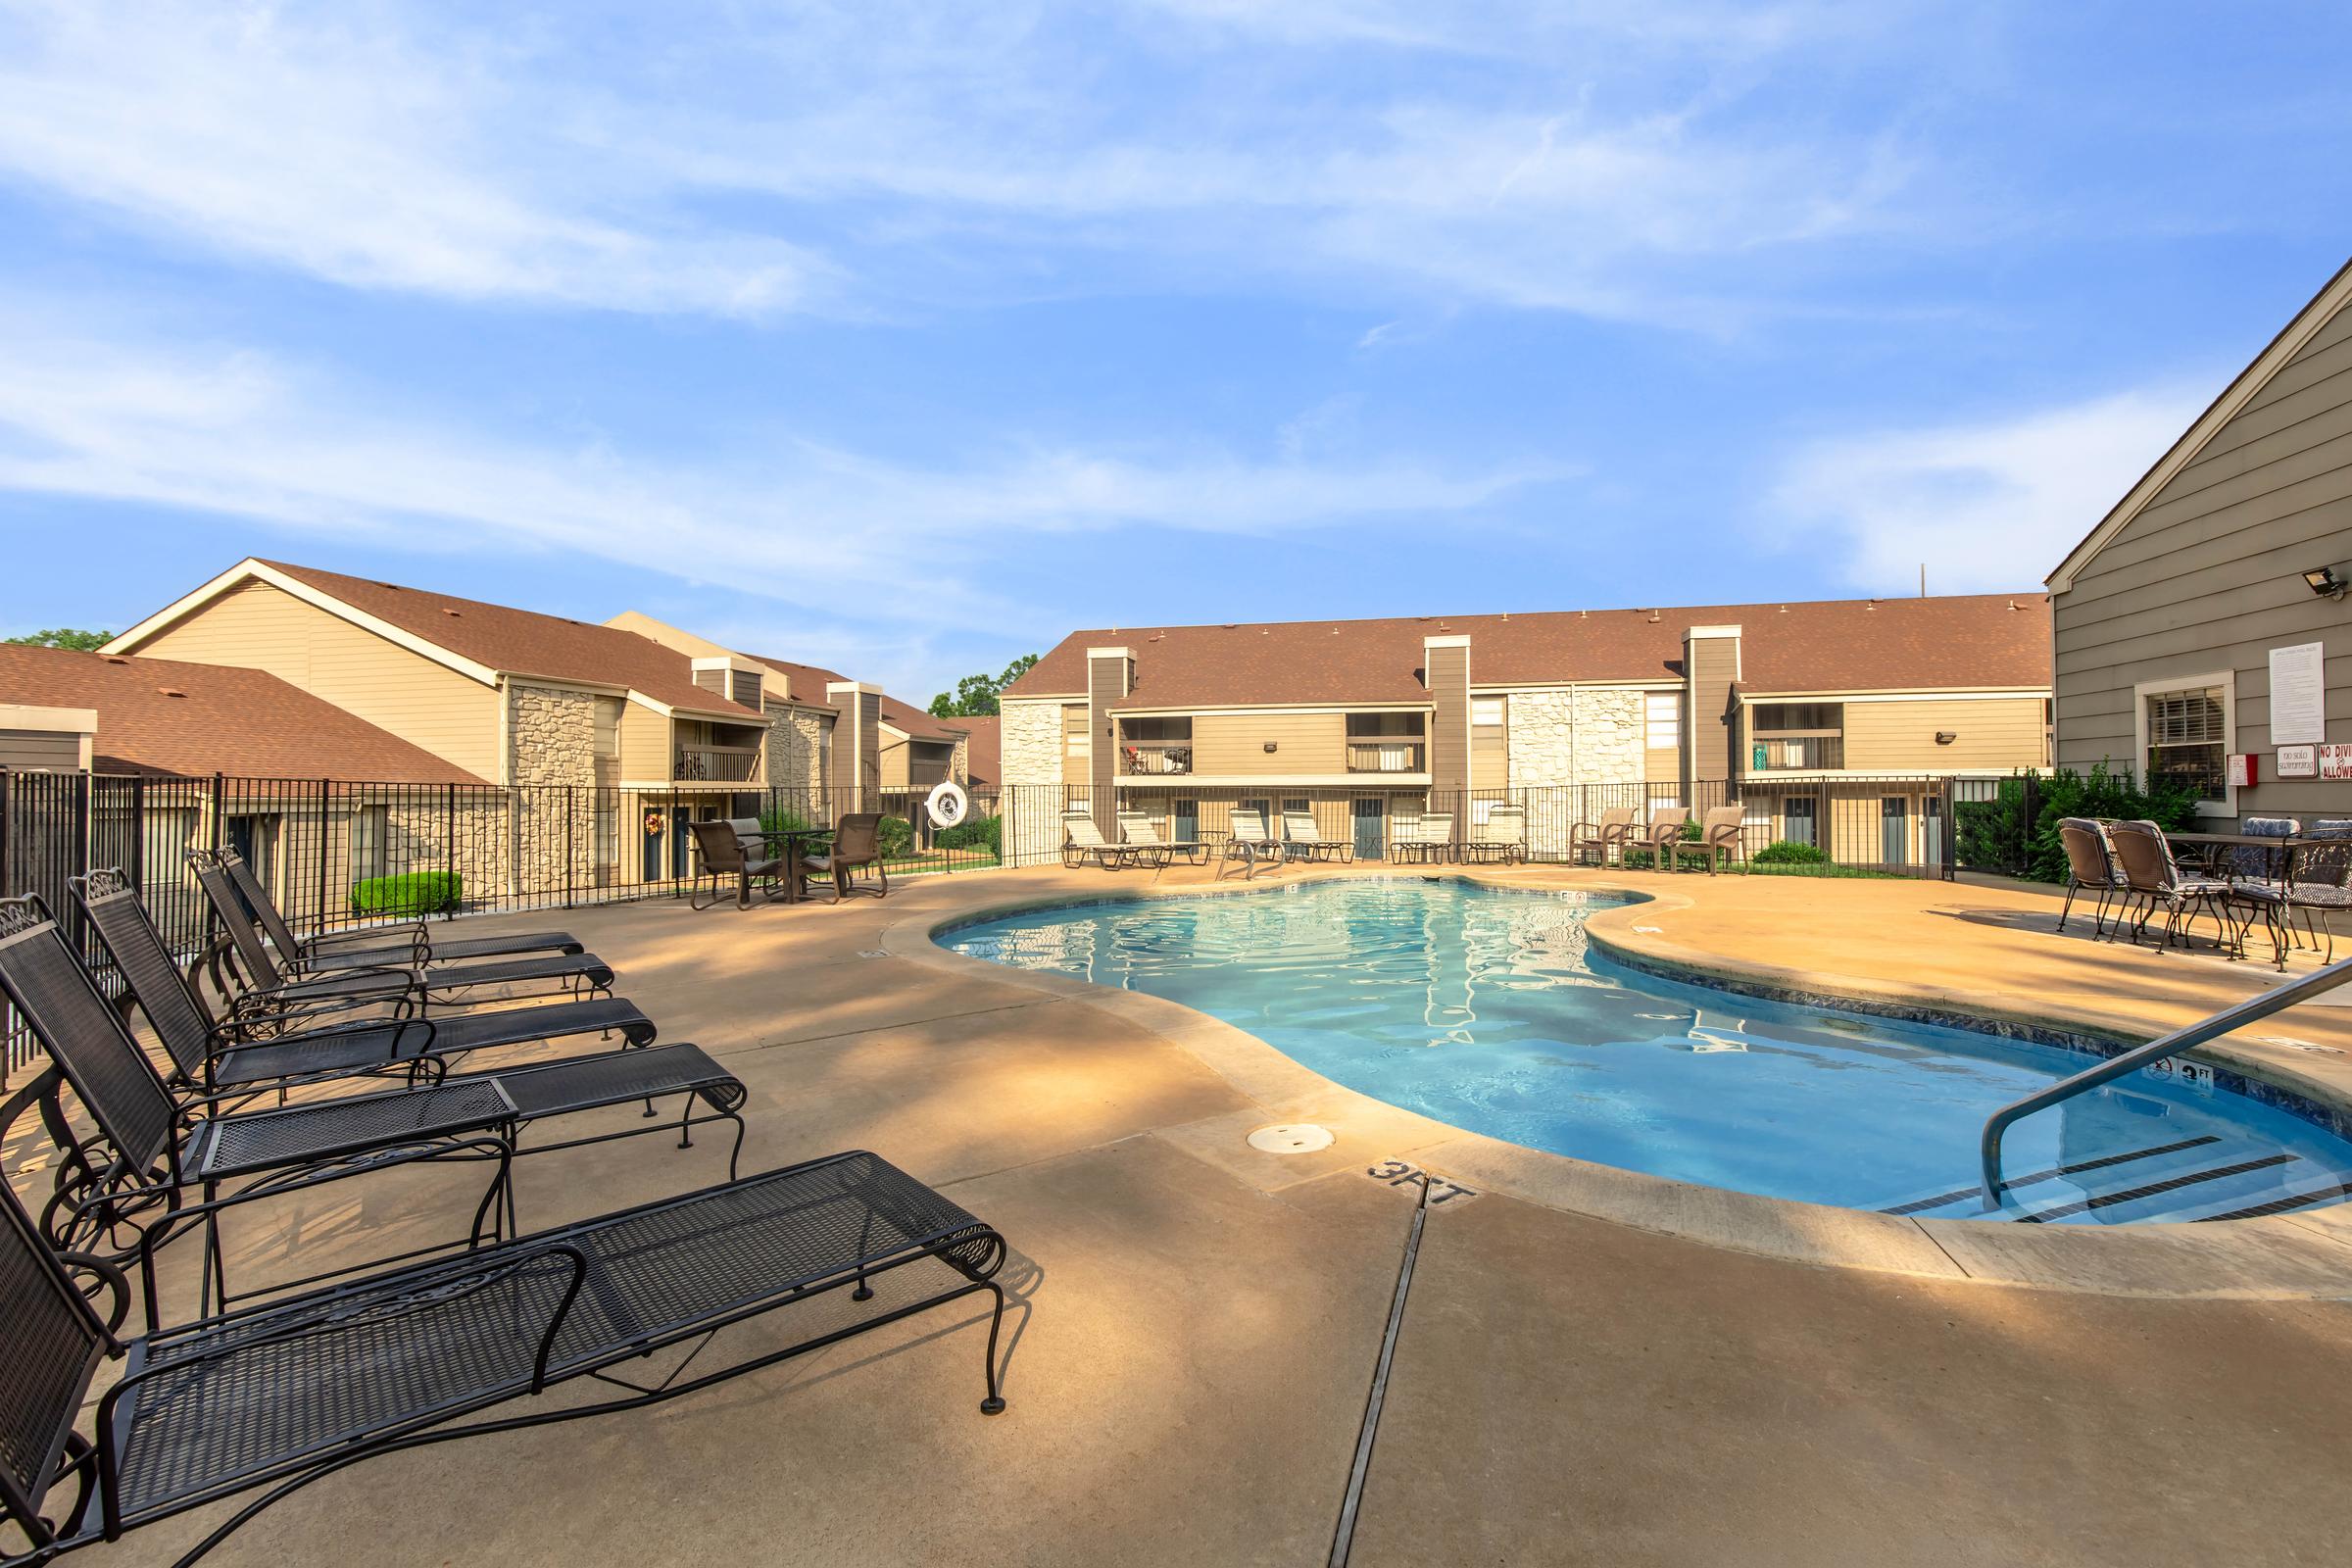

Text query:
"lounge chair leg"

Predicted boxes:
[[2058, 879, 2078, 932], [676, 1096, 693, 1149], [980, 1279, 1008, 1415]]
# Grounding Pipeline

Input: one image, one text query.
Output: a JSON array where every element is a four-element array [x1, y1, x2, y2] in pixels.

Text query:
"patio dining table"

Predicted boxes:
[[2162, 830, 2319, 880], [753, 826, 833, 905]]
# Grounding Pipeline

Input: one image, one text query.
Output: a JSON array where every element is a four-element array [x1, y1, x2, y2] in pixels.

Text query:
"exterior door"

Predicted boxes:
[[1173, 798, 1198, 846], [1919, 795, 1944, 872], [1353, 798, 1385, 860], [1881, 797, 1906, 868]]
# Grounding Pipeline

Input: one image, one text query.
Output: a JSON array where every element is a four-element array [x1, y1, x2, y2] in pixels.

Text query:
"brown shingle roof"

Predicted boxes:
[[0, 645, 485, 783], [260, 561, 760, 718], [1005, 594, 2052, 709], [743, 653, 964, 742]]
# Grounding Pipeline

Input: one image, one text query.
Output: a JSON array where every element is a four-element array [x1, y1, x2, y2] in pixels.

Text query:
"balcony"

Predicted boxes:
[[1121, 742, 1193, 776], [673, 744, 762, 783], [1347, 740, 1426, 774], [1749, 735, 1843, 771]]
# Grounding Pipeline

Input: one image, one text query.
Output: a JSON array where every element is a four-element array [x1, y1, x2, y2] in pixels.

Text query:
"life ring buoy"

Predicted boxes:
[[925, 779, 970, 828]]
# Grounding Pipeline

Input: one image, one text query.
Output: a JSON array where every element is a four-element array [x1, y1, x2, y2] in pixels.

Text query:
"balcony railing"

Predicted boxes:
[[1750, 735, 1843, 771], [1347, 741, 1426, 773], [673, 744, 762, 783], [1120, 743, 1193, 775]]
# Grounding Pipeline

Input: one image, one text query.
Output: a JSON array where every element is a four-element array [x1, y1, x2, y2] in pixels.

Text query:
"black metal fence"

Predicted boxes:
[[1000, 777, 1973, 879], [0, 769, 1018, 1084]]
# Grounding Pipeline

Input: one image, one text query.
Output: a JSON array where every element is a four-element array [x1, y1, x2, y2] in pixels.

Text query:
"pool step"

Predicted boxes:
[[1877, 1136, 2324, 1225]]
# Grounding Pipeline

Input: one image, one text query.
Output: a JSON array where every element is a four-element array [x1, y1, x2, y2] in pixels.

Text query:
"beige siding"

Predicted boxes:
[[1686, 636, 1738, 782], [1843, 697, 2048, 772], [1188, 711, 1348, 775], [879, 725, 909, 789], [129, 580, 500, 778], [0, 731, 84, 769], [1426, 646, 1469, 807], [1470, 697, 1508, 791], [617, 702, 669, 783], [1059, 702, 1090, 788], [2053, 292, 2352, 819]]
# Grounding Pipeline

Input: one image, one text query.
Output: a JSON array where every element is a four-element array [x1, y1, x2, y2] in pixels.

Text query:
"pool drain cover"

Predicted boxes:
[[1249, 1123, 1335, 1154]]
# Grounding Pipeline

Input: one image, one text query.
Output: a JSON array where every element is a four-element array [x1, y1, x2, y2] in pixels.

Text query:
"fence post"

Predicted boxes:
[[1942, 779, 1957, 881], [564, 787, 575, 910], [209, 773, 224, 853], [444, 782, 456, 921], [0, 767, 11, 898], [316, 777, 330, 935], [129, 774, 146, 891]]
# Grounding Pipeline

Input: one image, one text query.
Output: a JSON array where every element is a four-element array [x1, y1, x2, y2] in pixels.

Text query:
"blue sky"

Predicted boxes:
[[0, 1, 2346, 704]]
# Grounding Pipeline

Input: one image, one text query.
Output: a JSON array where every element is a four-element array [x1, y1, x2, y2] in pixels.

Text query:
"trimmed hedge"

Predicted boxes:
[[1751, 840, 1830, 866], [937, 812, 1002, 855], [350, 871, 462, 916]]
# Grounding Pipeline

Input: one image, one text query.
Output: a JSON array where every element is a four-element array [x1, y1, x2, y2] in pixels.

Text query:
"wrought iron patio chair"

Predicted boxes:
[[2106, 819, 2242, 956], [74, 869, 657, 1102], [1666, 806, 1745, 874], [810, 812, 889, 901], [0, 1144, 1009, 1566], [1117, 810, 1206, 866], [1218, 808, 1285, 879], [1570, 805, 1638, 867], [0, 894, 746, 1326], [1060, 810, 1133, 871], [215, 848, 580, 972], [687, 818, 786, 910], [2284, 828, 2352, 964], [1280, 808, 1351, 863], [189, 851, 614, 1023]]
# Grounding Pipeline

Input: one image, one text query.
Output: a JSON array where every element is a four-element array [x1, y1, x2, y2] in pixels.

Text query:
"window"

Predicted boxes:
[[1064, 704, 1091, 758], [592, 697, 622, 759], [351, 805, 388, 880], [1752, 703, 1841, 735], [2144, 684, 2229, 802], [1645, 692, 1681, 753]]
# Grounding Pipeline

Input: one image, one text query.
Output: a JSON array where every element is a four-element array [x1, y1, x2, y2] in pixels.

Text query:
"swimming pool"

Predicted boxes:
[[941, 878, 2352, 1225]]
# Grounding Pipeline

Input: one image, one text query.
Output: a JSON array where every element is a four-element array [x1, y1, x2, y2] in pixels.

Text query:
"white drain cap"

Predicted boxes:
[[1249, 1123, 1335, 1154]]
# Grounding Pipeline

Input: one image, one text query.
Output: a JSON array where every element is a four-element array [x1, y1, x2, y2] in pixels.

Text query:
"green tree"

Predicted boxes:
[[928, 653, 1040, 717], [5, 627, 113, 651]]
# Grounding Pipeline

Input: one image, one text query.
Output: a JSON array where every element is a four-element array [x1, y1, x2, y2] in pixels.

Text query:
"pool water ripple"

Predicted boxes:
[[943, 878, 2352, 1224]]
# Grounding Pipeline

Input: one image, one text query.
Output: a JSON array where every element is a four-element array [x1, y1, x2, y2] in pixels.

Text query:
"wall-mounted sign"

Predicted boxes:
[[2277, 744, 2319, 778], [2227, 754, 2258, 789], [2323, 744, 2352, 781], [2270, 642, 2327, 746]]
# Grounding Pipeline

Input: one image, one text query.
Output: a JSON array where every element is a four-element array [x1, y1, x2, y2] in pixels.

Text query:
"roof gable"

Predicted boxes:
[[2047, 255, 2352, 593]]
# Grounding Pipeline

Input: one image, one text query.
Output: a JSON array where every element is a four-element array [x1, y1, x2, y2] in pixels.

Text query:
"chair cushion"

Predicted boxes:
[[2288, 883, 2352, 908]]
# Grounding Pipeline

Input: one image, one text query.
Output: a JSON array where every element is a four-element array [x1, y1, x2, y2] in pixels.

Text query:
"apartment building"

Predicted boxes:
[[2049, 256, 2352, 824], [1001, 595, 2051, 863]]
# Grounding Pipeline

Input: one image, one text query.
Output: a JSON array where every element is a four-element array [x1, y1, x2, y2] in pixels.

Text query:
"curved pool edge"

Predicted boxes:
[[891, 865, 2352, 1300]]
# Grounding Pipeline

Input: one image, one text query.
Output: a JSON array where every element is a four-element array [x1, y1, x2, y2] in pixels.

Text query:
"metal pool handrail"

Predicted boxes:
[[1980, 954, 2352, 1206]]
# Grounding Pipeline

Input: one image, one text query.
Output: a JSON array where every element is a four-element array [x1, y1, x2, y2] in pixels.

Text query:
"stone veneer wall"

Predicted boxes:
[[1502, 687, 1648, 858], [763, 704, 830, 808], [1000, 700, 1067, 863], [506, 683, 595, 893]]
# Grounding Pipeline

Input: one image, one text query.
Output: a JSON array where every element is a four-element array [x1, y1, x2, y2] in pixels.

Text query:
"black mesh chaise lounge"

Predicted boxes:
[[0, 896, 747, 1322], [189, 852, 616, 1019], [74, 869, 657, 1099], [0, 1148, 1009, 1566], [213, 847, 582, 970]]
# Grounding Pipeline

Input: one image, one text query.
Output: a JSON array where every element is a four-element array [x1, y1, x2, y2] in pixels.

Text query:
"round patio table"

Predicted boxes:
[[755, 826, 833, 904]]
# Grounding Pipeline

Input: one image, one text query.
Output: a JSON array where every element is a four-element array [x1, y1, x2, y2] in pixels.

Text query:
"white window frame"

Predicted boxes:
[[1644, 692, 1681, 753], [2132, 670, 2235, 815]]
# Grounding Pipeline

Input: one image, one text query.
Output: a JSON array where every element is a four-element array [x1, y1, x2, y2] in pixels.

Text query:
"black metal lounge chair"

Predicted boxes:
[[0, 1148, 1008, 1566], [189, 852, 615, 1019], [213, 847, 582, 970], [74, 869, 656, 1099], [0, 895, 746, 1324]]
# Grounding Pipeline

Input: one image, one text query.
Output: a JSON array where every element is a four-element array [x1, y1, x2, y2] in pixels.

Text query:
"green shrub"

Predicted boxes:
[[1952, 763, 2198, 882], [1679, 819, 1704, 841], [350, 871, 462, 916], [936, 812, 1002, 855], [1751, 840, 1830, 866], [758, 805, 815, 837], [878, 814, 914, 858], [1619, 848, 1656, 869]]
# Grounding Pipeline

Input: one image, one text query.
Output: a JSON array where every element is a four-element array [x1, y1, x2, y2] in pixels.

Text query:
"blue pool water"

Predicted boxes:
[[942, 878, 2352, 1224]]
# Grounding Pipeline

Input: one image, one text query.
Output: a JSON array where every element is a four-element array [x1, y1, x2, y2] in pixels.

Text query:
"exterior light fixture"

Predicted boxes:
[[1263, 741, 1278, 753], [1935, 731, 1956, 745], [2302, 565, 2345, 599]]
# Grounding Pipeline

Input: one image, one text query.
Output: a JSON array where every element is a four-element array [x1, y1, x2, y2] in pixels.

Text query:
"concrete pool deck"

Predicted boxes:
[[27, 858, 2352, 1566]]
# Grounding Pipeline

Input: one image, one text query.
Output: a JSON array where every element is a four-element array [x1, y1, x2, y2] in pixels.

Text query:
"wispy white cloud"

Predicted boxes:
[[0, 1, 824, 315], [1764, 385, 2209, 593], [0, 0, 1930, 325], [0, 312, 1557, 630]]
